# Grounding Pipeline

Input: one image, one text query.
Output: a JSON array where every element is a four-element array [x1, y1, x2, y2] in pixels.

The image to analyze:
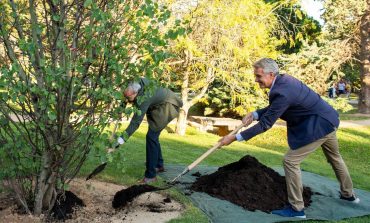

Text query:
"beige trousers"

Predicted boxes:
[[283, 130, 354, 211]]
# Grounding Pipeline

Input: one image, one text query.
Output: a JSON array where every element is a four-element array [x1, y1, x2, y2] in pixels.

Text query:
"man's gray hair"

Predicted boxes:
[[253, 58, 279, 75], [126, 81, 141, 93]]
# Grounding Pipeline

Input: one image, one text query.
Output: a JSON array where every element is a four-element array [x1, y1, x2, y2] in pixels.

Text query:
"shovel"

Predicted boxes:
[[169, 122, 247, 184], [86, 121, 120, 181]]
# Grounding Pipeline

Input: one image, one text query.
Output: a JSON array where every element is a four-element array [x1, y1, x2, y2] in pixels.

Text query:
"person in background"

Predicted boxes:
[[329, 82, 337, 98], [337, 79, 346, 95]]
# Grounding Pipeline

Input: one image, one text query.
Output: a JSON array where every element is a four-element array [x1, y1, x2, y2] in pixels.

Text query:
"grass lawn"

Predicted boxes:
[[338, 108, 370, 121], [339, 113, 370, 121], [80, 123, 370, 223], [339, 115, 370, 121]]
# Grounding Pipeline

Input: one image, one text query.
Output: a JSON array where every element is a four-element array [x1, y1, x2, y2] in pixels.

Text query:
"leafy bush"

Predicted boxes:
[[322, 97, 353, 113]]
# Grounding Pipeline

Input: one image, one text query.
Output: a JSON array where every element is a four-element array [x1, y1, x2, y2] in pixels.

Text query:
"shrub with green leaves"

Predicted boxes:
[[322, 97, 353, 113], [0, 0, 183, 215]]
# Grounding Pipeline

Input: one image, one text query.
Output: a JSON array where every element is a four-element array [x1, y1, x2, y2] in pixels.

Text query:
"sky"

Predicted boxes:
[[300, 0, 325, 25]]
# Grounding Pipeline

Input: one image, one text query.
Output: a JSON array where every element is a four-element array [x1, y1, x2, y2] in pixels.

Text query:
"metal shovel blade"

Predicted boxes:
[[86, 162, 107, 181], [169, 168, 189, 185]]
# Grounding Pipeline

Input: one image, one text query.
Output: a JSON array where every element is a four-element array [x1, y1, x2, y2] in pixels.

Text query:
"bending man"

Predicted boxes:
[[115, 78, 182, 183], [219, 58, 359, 218]]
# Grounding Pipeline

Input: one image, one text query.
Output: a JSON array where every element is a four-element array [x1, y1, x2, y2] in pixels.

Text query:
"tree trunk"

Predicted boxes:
[[42, 173, 57, 211], [176, 62, 190, 135], [176, 104, 190, 136], [358, 0, 370, 113], [34, 150, 52, 215], [175, 50, 215, 135], [9, 179, 31, 214]]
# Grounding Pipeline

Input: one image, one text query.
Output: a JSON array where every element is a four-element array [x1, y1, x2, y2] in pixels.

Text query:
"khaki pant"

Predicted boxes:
[[284, 130, 354, 211]]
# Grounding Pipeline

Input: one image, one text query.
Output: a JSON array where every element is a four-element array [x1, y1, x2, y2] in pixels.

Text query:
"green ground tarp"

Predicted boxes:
[[160, 165, 370, 223]]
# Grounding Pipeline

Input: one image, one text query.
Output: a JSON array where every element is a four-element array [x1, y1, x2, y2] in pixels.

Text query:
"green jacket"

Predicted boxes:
[[123, 78, 183, 140]]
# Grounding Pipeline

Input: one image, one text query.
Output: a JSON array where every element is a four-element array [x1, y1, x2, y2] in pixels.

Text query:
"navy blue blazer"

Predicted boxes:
[[240, 74, 339, 149]]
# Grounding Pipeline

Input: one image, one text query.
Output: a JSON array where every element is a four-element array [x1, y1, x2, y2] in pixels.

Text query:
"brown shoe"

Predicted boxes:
[[155, 167, 165, 173], [138, 177, 157, 184]]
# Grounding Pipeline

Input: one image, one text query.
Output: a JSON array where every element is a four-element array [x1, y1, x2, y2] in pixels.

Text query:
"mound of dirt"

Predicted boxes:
[[51, 191, 85, 220], [191, 155, 312, 212]]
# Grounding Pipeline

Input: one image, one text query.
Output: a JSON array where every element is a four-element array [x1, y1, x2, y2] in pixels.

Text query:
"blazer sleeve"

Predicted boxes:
[[256, 106, 269, 120], [240, 93, 290, 141]]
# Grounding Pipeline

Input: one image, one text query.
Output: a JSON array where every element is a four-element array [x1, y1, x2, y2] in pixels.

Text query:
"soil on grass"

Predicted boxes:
[[191, 155, 313, 213], [163, 197, 171, 203], [191, 171, 202, 178], [112, 184, 161, 209], [0, 179, 184, 223]]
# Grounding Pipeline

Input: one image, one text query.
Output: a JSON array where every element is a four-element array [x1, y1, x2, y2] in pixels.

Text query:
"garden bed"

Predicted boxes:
[[0, 179, 183, 223]]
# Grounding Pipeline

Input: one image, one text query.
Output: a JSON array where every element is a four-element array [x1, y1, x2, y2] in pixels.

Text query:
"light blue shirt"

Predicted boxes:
[[235, 75, 278, 141]]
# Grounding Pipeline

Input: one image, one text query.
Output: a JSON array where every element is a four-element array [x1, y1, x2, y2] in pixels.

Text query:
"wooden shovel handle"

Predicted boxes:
[[187, 123, 246, 171]]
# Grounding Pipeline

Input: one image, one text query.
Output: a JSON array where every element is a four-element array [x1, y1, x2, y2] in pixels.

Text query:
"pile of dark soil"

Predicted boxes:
[[51, 191, 85, 220], [191, 155, 312, 212], [112, 185, 161, 209]]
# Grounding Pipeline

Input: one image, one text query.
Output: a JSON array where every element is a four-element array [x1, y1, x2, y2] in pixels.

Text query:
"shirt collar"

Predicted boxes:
[[268, 75, 278, 95]]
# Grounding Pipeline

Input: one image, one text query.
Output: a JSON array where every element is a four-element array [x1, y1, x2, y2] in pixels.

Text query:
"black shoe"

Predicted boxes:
[[340, 194, 360, 204]]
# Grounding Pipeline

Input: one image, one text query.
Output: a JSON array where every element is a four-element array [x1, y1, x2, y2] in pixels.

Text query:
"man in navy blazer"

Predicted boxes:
[[219, 58, 359, 218]]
